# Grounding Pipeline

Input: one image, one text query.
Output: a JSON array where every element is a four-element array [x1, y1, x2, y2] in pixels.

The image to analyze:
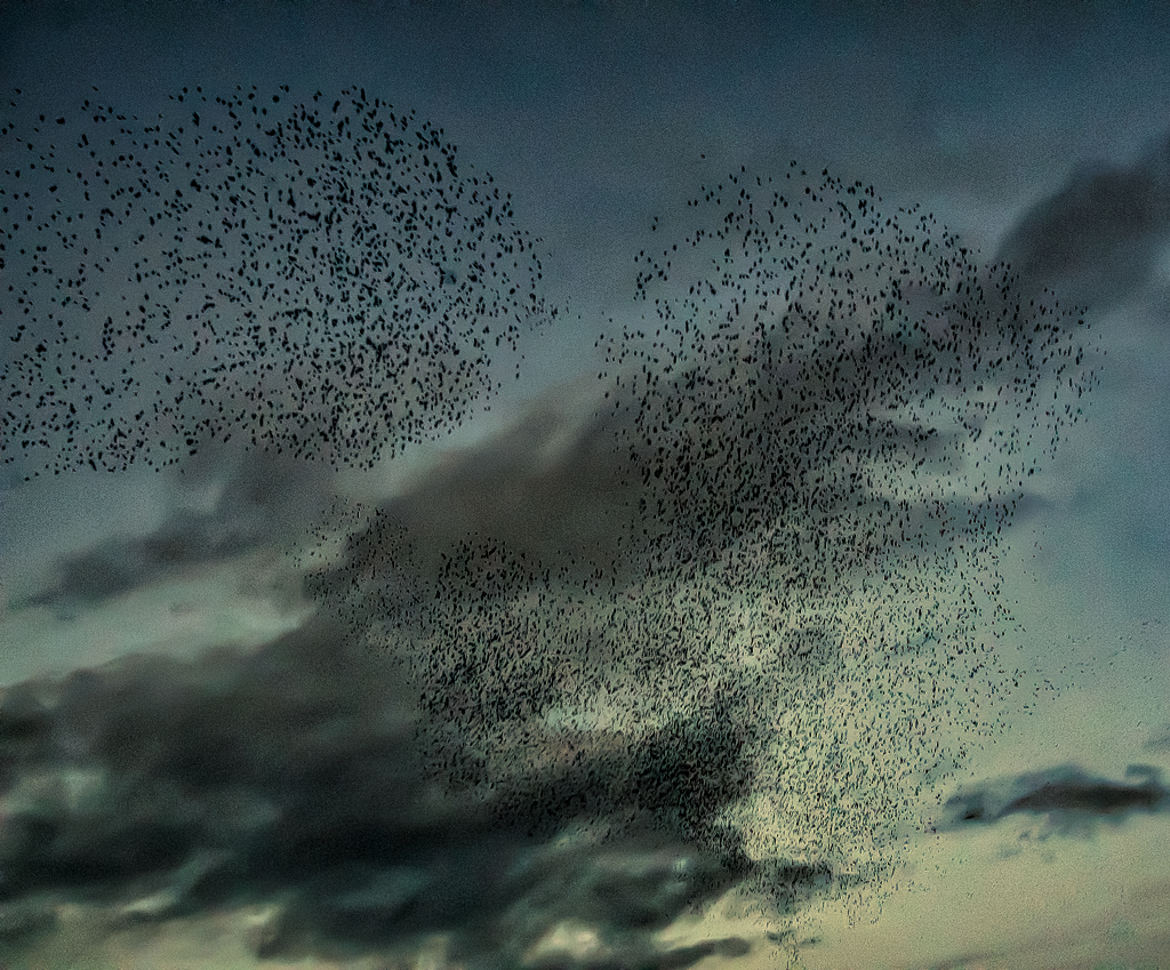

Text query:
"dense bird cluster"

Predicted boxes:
[[307, 163, 1096, 921], [2, 85, 1098, 953], [1, 85, 557, 477]]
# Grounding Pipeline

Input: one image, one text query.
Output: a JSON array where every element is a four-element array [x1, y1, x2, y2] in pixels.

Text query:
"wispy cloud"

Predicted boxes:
[[20, 447, 335, 612], [940, 763, 1169, 835], [1144, 723, 1170, 753], [996, 131, 1170, 313]]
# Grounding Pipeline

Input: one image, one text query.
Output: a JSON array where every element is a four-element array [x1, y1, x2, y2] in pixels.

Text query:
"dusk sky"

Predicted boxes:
[[1, 2, 1169, 969]]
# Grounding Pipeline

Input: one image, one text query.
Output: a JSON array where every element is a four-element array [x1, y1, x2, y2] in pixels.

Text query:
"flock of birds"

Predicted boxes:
[[2, 86, 1097, 941], [301, 157, 1097, 914], [2, 85, 557, 476]]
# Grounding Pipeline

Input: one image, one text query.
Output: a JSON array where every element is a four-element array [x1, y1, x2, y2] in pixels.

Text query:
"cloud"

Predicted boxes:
[[20, 445, 335, 612], [0, 619, 772, 967], [523, 934, 752, 970], [940, 763, 1169, 834], [995, 131, 1170, 313]]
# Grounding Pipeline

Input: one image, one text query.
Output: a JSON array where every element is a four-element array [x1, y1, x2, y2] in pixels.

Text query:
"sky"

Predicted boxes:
[[1, 1, 1169, 968]]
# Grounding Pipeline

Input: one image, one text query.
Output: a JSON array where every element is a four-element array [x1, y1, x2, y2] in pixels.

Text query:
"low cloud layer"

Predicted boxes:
[[0, 619, 773, 967]]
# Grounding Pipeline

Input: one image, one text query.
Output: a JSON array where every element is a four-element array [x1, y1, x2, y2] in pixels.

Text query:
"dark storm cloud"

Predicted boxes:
[[22, 447, 334, 611], [995, 131, 1170, 312], [941, 763, 1169, 833], [0, 619, 767, 966], [348, 388, 646, 587]]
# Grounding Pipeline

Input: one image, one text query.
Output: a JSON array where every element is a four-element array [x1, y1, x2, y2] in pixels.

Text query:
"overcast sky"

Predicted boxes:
[[2, 2, 1169, 969]]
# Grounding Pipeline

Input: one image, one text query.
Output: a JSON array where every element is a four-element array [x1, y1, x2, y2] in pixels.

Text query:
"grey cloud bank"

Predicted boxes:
[[0, 617, 763, 967]]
